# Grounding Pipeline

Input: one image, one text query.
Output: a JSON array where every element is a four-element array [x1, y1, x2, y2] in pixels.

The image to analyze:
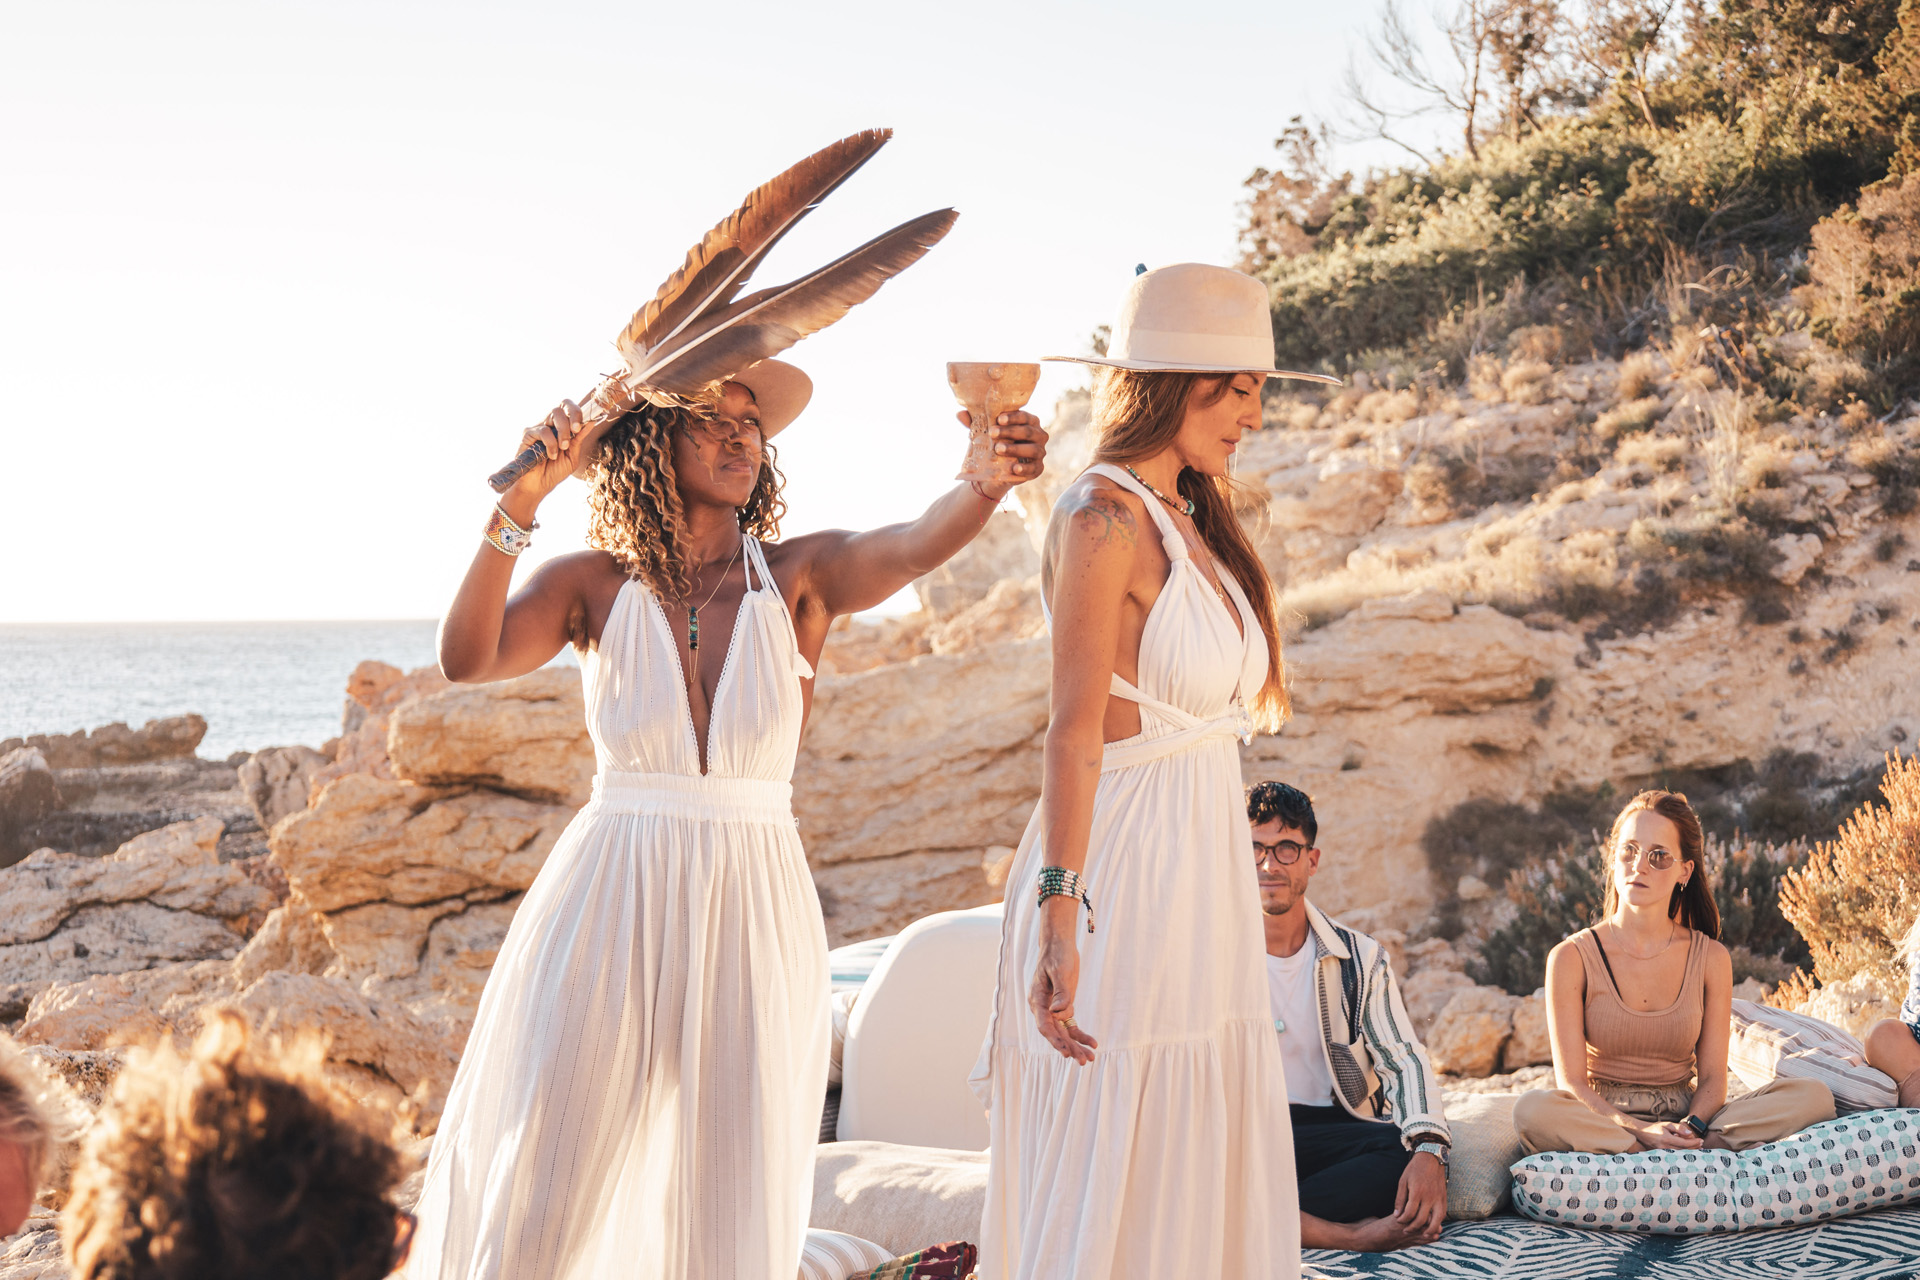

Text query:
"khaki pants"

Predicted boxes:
[[1513, 1077, 1834, 1155]]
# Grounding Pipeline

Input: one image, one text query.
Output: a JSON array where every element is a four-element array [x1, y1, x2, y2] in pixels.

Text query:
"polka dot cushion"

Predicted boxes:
[[1511, 1109, 1920, 1234]]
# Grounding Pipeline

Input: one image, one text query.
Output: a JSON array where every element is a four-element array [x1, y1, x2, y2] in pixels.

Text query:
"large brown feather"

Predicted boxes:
[[640, 208, 958, 395], [620, 129, 892, 366]]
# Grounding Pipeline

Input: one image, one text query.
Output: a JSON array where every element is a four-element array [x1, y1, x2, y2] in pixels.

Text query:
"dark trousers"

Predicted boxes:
[[1290, 1103, 1413, 1223]]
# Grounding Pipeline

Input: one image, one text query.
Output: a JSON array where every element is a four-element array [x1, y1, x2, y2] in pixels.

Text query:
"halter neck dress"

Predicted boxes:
[[970, 463, 1300, 1280], [408, 535, 830, 1280]]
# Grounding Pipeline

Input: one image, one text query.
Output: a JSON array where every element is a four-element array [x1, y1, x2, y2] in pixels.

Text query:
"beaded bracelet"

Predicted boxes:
[[483, 504, 538, 557], [1037, 865, 1095, 934]]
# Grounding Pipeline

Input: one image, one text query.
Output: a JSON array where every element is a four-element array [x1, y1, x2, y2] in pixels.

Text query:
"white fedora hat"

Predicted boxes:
[[726, 358, 813, 438], [1046, 263, 1340, 384]]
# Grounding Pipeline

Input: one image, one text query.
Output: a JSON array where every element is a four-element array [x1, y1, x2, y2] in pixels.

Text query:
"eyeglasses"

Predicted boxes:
[[682, 415, 764, 456], [1254, 839, 1309, 867], [1615, 841, 1678, 871]]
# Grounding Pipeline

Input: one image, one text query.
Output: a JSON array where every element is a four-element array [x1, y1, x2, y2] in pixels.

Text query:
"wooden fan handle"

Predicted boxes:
[[488, 441, 547, 493]]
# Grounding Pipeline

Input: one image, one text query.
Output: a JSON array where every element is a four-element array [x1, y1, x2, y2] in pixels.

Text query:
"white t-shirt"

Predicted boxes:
[[1267, 949, 1336, 1107]]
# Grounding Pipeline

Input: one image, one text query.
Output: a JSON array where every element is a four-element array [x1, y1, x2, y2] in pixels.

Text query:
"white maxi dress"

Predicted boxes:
[[408, 536, 830, 1280], [969, 463, 1300, 1280]]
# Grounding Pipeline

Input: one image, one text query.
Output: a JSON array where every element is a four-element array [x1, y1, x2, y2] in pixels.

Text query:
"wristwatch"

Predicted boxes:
[[1415, 1140, 1450, 1169], [1682, 1114, 1710, 1139]]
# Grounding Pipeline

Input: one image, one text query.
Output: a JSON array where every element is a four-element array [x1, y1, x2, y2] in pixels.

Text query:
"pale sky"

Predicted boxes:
[[3, 0, 1426, 622]]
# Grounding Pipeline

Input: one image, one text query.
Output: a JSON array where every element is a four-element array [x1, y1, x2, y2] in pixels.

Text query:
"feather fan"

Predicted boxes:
[[489, 130, 954, 492]]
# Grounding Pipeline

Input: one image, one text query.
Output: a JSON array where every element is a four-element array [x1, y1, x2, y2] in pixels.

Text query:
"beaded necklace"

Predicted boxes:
[[1124, 464, 1193, 517]]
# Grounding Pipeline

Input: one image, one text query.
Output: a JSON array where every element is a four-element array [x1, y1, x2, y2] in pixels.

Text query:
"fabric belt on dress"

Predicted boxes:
[[588, 769, 796, 825], [1100, 673, 1254, 773]]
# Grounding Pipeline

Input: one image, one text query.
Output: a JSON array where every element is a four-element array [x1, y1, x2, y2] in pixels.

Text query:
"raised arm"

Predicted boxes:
[[439, 400, 608, 683], [796, 412, 1047, 618]]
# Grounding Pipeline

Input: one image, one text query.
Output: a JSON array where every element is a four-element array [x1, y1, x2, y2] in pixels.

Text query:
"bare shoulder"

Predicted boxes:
[[527, 548, 625, 592], [1701, 935, 1732, 971], [1048, 473, 1145, 558]]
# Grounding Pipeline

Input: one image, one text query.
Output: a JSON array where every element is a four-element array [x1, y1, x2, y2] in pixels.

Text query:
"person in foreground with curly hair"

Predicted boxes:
[[409, 359, 1047, 1280], [62, 1012, 411, 1280]]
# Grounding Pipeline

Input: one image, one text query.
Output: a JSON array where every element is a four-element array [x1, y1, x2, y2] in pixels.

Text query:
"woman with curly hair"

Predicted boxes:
[[62, 1012, 410, 1280], [409, 358, 1048, 1280]]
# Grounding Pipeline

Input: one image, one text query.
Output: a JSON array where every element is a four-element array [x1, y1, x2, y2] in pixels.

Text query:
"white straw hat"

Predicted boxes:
[[1046, 263, 1340, 384]]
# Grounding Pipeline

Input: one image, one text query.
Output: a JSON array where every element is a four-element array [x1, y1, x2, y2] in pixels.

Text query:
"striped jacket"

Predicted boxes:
[[1294, 901, 1449, 1149]]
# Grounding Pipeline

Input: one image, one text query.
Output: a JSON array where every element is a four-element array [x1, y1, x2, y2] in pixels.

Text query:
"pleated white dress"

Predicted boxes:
[[408, 536, 830, 1280], [969, 463, 1300, 1280]]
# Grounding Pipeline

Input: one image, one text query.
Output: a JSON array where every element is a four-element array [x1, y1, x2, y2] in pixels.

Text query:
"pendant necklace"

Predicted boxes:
[[685, 536, 743, 662], [1124, 465, 1228, 605], [1124, 464, 1194, 516]]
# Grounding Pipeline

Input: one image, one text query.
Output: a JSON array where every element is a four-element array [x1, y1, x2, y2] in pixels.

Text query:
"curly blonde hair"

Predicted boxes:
[[62, 1013, 404, 1280], [0, 1033, 67, 1202], [586, 404, 786, 604]]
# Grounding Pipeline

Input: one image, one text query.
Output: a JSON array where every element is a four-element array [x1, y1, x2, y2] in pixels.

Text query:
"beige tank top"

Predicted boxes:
[[1573, 927, 1706, 1088]]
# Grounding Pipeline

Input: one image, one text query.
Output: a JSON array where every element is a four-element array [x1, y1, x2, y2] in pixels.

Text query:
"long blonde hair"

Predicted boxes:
[[1090, 367, 1289, 730]]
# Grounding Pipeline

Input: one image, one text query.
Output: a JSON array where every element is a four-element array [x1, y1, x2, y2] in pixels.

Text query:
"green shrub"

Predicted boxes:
[[1473, 845, 1608, 995]]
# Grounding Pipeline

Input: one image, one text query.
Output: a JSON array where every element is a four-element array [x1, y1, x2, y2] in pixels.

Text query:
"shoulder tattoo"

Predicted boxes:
[[1065, 487, 1138, 553]]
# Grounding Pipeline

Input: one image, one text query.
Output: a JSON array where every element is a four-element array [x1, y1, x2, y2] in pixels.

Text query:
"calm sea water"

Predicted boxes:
[[0, 622, 576, 761]]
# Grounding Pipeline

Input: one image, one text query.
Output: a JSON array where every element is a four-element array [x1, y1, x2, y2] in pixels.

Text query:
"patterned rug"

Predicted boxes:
[[1303, 1205, 1920, 1279]]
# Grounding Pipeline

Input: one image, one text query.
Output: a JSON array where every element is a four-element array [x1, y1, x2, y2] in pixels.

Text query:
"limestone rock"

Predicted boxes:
[[1401, 968, 1477, 1037], [813, 849, 1003, 946], [0, 748, 60, 865], [926, 577, 1045, 656], [1769, 532, 1823, 585], [230, 899, 337, 987], [311, 663, 450, 796], [1427, 985, 1519, 1077], [1795, 971, 1903, 1041], [220, 971, 459, 1120], [238, 745, 330, 832], [1407, 938, 1466, 973], [272, 774, 572, 913], [1269, 460, 1403, 538], [1500, 989, 1552, 1072], [0, 819, 275, 986], [16, 961, 231, 1052], [912, 510, 1038, 617], [1288, 601, 1562, 715], [0, 715, 206, 771], [0, 1206, 65, 1279], [794, 638, 1049, 866], [386, 669, 594, 806]]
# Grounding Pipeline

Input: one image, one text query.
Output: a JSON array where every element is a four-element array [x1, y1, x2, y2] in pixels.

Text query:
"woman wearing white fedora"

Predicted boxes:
[[971, 263, 1338, 1278]]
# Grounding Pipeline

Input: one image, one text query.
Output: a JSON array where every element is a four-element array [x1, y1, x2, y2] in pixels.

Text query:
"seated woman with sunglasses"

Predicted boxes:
[[1514, 791, 1833, 1156]]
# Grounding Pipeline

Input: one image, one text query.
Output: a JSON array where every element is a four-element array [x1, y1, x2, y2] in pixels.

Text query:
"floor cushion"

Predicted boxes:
[[1511, 1109, 1920, 1233], [811, 1140, 988, 1257], [838, 905, 1003, 1150], [799, 1229, 897, 1280], [1443, 1091, 1524, 1220], [1728, 998, 1899, 1113]]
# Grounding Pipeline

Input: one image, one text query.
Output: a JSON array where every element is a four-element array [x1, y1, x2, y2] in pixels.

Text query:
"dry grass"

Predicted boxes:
[[1617, 351, 1661, 401], [1775, 752, 1920, 1002], [1594, 395, 1666, 441]]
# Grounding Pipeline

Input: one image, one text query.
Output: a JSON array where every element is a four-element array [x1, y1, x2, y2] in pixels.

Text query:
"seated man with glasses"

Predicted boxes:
[[1249, 781, 1451, 1253]]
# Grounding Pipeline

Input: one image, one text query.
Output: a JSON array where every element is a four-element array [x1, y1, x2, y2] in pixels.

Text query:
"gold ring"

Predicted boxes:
[[1060, 1017, 1077, 1029]]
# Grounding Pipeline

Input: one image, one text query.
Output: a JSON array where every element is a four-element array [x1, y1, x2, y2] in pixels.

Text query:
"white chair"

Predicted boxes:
[[836, 902, 1004, 1151]]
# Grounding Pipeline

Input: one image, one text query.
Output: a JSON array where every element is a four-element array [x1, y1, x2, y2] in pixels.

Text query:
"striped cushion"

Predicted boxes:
[[799, 1229, 897, 1280], [1728, 999, 1899, 1113]]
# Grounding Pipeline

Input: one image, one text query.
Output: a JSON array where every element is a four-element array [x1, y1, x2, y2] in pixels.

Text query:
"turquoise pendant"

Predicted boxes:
[[688, 606, 700, 651], [1274, 1017, 1287, 1035]]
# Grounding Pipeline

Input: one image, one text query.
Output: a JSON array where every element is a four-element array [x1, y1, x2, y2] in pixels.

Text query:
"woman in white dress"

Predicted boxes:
[[409, 361, 1048, 1280], [973, 264, 1336, 1280]]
